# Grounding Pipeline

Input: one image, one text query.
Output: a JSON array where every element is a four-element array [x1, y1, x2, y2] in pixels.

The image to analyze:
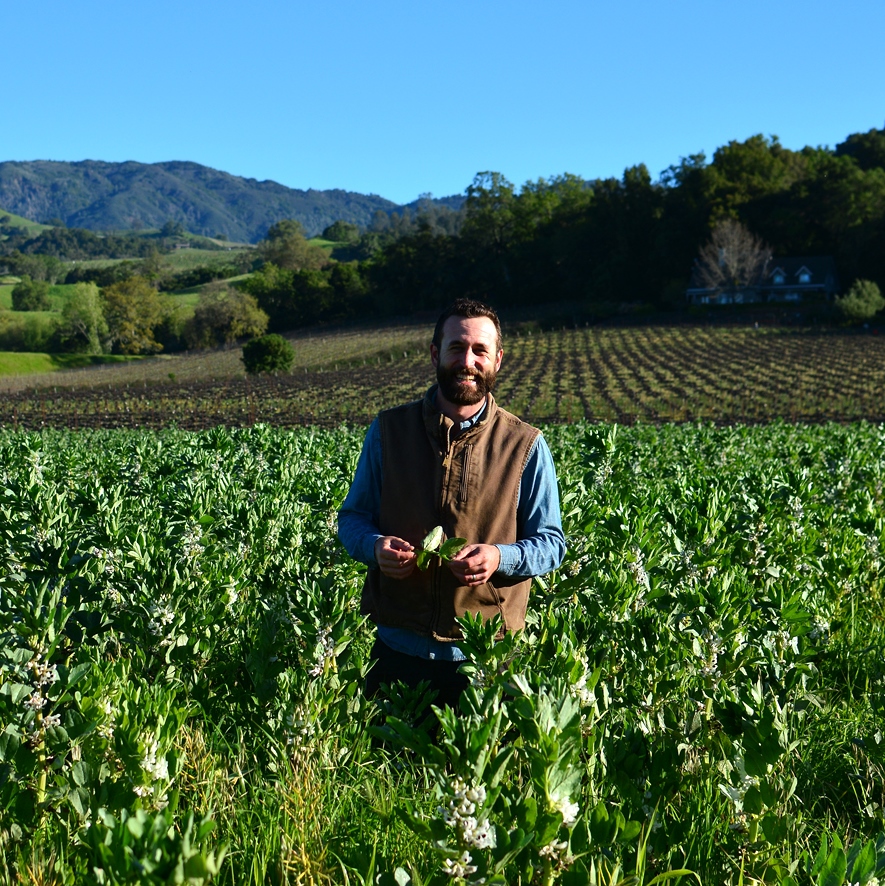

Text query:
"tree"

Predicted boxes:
[[835, 128, 885, 172], [694, 219, 772, 296], [102, 276, 168, 354], [3, 252, 66, 283], [322, 221, 360, 243], [56, 283, 108, 354], [183, 285, 269, 350], [835, 279, 885, 322], [11, 276, 52, 311], [259, 219, 328, 271], [160, 220, 186, 238], [242, 333, 294, 374]]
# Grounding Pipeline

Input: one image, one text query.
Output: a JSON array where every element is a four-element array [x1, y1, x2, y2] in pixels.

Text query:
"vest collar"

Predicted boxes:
[[422, 385, 498, 444]]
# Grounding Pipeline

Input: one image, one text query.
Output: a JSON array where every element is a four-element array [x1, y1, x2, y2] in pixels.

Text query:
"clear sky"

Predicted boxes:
[[4, 0, 883, 206]]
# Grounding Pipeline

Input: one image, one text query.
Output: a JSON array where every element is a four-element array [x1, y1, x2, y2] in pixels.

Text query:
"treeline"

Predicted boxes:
[[4, 128, 884, 357], [242, 128, 885, 331], [0, 217, 236, 267]]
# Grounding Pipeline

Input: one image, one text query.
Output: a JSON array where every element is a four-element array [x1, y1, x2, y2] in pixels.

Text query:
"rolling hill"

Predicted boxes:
[[0, 160, 429, 241]]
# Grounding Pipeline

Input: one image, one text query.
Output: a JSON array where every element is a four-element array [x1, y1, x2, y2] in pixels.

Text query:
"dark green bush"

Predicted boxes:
[[835, 279, 885, 322], [11, 276, 52, 311], [241, 333, 295, 374]]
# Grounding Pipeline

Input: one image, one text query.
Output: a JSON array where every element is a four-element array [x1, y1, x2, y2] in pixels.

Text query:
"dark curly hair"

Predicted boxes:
[[432, 299, 502, 352]]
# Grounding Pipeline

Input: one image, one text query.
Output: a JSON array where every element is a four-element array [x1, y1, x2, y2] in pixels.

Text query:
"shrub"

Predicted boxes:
[[0, 313, 59, 351], [241, 333, 294, 375], [11, 276, 52, 311], [835, 279, 885, 322], [184, 287, 269, 350]]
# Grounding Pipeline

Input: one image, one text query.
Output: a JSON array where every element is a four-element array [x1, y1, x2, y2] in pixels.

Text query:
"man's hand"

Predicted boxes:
[[374, 536, 416, 579], [448, 543, 501, 586]]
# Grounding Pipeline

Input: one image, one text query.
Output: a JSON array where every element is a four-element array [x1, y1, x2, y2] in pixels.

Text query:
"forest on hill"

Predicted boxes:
[[0, 160, 410, 240], [234, 128, 885, 331]]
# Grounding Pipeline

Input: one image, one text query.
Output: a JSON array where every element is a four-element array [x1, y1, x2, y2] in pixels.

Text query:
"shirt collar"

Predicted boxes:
[[458, 398, 487, 431]]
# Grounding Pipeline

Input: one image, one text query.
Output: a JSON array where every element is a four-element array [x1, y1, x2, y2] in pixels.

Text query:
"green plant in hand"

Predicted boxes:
[[415, 525, 466, 571]]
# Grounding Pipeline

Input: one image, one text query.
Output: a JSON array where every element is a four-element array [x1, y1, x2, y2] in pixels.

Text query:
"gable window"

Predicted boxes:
[[773, 272, 785, 284], [799, 271, 811, 283]]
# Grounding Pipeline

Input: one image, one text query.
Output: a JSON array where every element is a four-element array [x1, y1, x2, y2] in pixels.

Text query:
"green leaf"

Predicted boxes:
[[421, 525, 444, 552], [818, 846, 847, 886], [439, 538, 467, 560], [72, 760, 91, 787], [848, 840, 877, 885]]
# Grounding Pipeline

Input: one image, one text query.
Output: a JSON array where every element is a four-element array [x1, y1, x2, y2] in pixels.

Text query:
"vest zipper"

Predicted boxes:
[[459, 444, 472, 503], [432, 432, 454, 634]]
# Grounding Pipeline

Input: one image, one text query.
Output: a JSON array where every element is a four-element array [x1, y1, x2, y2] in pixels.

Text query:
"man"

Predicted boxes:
[[337, 299, 565, 706]]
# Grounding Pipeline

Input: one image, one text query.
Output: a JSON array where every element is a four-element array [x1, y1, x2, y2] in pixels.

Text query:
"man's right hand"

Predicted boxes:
[[374, 536, 416, 579]]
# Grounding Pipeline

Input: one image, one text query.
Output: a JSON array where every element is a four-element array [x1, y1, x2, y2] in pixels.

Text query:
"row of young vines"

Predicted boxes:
[[2, 326, 885, 429]]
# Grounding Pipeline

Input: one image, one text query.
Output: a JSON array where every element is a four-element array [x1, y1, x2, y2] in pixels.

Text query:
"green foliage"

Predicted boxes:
[[835, 279, 885, 322], [1, 252, 66, 283], [322, 220, 361, 243], [259, 219, 328, 272], [183, 286, 268, 350], [56, 282, 108, 354], [239, 261, 367, 330], [1, 424, 885, 882], [0, 312, 58, 352], [11, 276, 51, 311], [86, 809, 226, 885], [102, 276, 169, 355], [241, 332, 294, 374]]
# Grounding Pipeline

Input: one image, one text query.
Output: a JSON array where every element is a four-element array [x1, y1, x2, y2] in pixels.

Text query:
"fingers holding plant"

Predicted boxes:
[[413, 526, 500, 586], [448, 543, 501, 586], [374, 536, 416, 579]]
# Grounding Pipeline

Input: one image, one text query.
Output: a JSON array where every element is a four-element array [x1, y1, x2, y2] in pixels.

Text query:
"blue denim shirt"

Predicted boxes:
[[337, 398, 566, 661]]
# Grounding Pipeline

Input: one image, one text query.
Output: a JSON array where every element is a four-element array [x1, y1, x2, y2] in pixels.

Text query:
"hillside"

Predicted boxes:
[[0, 160, 407, 241]]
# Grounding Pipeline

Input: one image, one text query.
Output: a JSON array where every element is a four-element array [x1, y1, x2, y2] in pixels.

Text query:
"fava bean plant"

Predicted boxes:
[[1, 422, 885, 885]]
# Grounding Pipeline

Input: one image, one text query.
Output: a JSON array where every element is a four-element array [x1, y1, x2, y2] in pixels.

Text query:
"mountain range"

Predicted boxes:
[[0, 159, 464, 242]]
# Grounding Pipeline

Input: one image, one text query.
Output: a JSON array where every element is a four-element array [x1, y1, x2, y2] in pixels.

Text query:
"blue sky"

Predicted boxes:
[[5, 0, 883, 205]]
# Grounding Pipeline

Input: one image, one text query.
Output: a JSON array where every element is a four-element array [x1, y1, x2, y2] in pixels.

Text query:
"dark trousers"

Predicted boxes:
[[365, 636, 469, 710]]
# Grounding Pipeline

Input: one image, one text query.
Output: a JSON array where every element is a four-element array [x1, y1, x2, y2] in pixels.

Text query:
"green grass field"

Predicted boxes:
[[0, 351, 144, 375], [161, 246, 253, 271], [0, 207, 51, 234]]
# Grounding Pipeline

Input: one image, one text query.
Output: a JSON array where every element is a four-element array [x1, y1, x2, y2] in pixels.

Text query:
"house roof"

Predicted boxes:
[[765, 256, 837, 283]]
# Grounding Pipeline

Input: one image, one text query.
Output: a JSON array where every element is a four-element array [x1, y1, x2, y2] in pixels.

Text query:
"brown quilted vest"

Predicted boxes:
[[360, 386, 540, 640]]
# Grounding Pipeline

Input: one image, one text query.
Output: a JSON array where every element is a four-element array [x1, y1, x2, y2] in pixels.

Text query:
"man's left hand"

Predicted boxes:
[[448, 544, 501, 586]]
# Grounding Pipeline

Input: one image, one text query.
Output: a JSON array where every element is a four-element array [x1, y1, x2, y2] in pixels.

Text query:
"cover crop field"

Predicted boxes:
[[2, 422, 884, 885]]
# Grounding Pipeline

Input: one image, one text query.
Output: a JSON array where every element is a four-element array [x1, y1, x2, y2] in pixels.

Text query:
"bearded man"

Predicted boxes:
[[337, 298, 565, 706]]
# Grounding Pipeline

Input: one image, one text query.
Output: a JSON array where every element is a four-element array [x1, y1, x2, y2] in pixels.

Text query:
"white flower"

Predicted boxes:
[[539, 839, 569, 859], [308, 624, 335, 676], [443, 851, 477, 879], [30, 656, 60, 687], [42, 713, 61, 729], [182, 525, 204, 560], [140, 737, 170, 782], [551, 795, 580, 828], [438, 778, 494, 849], [24, 693, 46, 710]]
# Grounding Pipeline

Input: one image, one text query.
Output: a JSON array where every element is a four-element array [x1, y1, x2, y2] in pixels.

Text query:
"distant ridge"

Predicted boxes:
[[0, 160, 462, 242]]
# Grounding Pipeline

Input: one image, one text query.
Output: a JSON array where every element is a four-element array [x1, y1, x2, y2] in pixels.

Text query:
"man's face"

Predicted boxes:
[[431, 316, 503, 407]]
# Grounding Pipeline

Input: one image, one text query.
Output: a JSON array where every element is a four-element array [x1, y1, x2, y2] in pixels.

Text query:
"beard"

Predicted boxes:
[[436, 363, 497, 405]]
